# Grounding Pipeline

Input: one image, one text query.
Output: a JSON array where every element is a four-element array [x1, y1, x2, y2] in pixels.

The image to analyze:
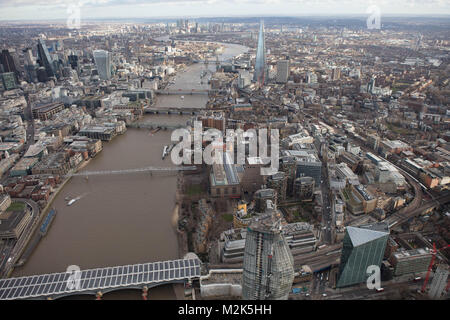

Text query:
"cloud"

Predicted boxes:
[[0, 0, 449, 20]]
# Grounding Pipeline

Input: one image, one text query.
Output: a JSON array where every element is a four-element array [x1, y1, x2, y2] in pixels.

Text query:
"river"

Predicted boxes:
[[12, 41, 248, 299]]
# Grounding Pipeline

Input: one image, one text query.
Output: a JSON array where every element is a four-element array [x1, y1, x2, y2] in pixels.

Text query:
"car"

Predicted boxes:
[[305, 293, 310, 297], [376, 288, 384, 292], [322, 293, 327, 297]]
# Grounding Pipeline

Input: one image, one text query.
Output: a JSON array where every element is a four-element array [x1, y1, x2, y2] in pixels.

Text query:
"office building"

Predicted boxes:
[[280, 156, 297, 197], [242, 203, 295, 300], [68, 54, 79, 70], [1, 72, 18, 91], [23, 47, 34, 66], [210, 152, 241, 199], [93, 50, 112, 80], [331, 67, 341, 81], [37, 39, 55, 78], [276, 60, 289, 84], [294, 176, 315, 201], [267, 172, 287, 202], [254, 189, 277, 212], [389, 248, 432, 276], [32, 103, 64, 121], [253, 21, 267, 86], [337, 222, 389, 288], [295, 154, 322, 186], [0, 50, 18, 75]]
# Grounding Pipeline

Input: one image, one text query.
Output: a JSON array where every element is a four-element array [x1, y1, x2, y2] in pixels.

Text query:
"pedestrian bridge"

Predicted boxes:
[[68, 166, 197, 177], [0, 258, 201, 300], [155, 89, 209, 95]]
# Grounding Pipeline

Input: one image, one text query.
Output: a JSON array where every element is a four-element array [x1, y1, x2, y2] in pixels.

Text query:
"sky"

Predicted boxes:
[[0, 0, 449, 21]]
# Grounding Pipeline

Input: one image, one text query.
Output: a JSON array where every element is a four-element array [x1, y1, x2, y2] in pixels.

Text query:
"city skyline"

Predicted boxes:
[[0, 3, 448, 303], [1, 0, 450, 21]]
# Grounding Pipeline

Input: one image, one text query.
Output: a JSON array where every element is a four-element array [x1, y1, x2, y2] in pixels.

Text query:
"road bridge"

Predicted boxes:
[[0, 258, 201, 300]]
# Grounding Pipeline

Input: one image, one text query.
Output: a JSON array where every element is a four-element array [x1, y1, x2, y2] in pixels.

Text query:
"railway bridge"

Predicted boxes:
[[0, 257, 201, 300]]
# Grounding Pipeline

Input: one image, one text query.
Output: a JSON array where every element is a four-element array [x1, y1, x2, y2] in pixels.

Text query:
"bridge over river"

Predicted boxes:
[[155, 89, 209, 96], [0, 258, 201, 300], [67, 166, 196, 177]]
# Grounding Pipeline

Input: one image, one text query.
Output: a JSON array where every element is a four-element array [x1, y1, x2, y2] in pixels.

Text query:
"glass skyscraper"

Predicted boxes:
[[242, 203, 294, 300], [93, 50, 112, 80], [253, 20, 267, 87], [37, 39, 55, 78], [337, 222, 389, 288]]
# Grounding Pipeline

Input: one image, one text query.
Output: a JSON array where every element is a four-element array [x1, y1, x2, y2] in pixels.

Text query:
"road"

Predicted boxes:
[[320, 160, 334, 244]]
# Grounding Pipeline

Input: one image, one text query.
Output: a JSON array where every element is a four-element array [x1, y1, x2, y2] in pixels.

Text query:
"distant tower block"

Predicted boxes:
[[242, 202, 294, 300], [429, 264, 449, 300]]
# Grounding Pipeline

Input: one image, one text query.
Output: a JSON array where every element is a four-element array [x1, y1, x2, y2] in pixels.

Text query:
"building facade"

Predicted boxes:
[[242, 206, 295, 300], [337, 222, 389, 288]]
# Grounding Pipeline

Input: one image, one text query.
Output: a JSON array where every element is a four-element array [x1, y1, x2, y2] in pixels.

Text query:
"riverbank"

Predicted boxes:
[[7, 157, 93, 277]]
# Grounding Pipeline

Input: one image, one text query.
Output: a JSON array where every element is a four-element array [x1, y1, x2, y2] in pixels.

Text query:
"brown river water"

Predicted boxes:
[[12, 43, 248, 299]]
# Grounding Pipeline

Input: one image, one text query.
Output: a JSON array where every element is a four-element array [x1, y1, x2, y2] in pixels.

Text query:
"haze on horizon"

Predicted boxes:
[[0, 0, 449, 22]]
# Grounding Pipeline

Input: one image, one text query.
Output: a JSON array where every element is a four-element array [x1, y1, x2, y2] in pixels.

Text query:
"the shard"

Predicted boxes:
[[253, 20, 267, 87]]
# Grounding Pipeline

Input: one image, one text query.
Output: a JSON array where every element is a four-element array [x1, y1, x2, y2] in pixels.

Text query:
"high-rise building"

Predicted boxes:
[[331, 67, 341, 81], [280, 156, 297, 197], [93, 50, 112, 80], [0, 49, 18, 74], [276, 60, 289, 84], [253, 20, 267, 87], [242, 202, 295, 300], [68, 54, 79, 70], [337, 222, 389, 288], [23, 48, 34, 66], [296, 155, 322, 186], [429, 264, 449, 300], [267, 172, 287, 202], [367, 77, 376, 94], [37, 39, 55, 78]]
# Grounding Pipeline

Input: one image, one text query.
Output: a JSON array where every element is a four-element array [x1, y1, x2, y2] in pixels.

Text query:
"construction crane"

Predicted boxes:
[[422, 243, 436, 293], [421, 243, 450, 293]]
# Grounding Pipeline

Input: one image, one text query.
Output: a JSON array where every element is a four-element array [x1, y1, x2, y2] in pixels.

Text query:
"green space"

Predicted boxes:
[[292, 210, 309, 223], [6, 202, 26, 212], [222, 214, 234, 222], [186, 184, 203, 196], [386, 123, 412, 135]]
